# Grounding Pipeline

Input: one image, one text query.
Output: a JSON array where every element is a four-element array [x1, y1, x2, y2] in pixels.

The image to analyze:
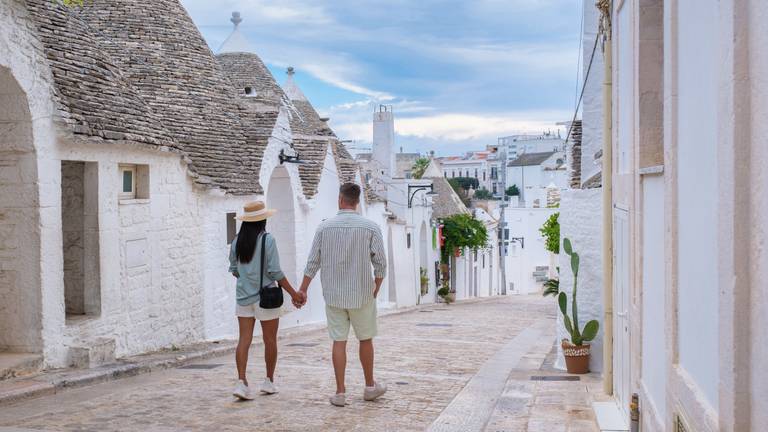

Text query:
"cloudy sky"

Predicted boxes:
[[181, 0, 582, 156]]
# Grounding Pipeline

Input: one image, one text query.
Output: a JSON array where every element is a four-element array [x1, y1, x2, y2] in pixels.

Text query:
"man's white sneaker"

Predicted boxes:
[[259, 378, 278, 395], [363, 382, 387, 401], [329, 393, 346, 407], [232, 380, 254, 400]]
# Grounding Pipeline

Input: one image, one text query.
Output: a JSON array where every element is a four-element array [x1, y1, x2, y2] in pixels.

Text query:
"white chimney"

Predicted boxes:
[[372, 105, 395, 178]]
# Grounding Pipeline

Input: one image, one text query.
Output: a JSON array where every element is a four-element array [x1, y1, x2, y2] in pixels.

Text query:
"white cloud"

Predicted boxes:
[[330, 110, 568, 144]]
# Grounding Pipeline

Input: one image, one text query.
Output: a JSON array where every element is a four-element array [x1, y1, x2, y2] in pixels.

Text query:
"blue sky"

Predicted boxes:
[[182, 0, 582, 156]]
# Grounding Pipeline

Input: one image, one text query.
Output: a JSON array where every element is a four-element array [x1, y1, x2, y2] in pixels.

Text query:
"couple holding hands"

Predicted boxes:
[[228, 183, 387, 407]]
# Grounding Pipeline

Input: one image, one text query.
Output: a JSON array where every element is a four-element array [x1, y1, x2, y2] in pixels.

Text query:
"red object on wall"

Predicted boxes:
[[438, 224, 445, 247]]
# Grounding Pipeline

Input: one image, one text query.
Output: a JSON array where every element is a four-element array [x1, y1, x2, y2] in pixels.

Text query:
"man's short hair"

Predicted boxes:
[[339, 182, 361, 205]]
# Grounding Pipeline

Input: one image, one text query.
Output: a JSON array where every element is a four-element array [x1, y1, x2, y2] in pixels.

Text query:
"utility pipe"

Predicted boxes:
[[598, 0, 614, 396]]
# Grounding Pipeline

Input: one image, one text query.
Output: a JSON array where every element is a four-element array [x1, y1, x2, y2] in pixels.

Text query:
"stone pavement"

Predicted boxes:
[[0, 296, 599, 432]]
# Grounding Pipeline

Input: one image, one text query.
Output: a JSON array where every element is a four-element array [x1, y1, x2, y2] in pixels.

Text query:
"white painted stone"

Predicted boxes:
[[556, 189, 603, 372]]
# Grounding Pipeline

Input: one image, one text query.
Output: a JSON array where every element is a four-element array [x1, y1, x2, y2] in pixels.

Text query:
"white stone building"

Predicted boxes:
[[554, 1, 768, 430], [0, 0, 383, 374], [506, 151, 567, 208]]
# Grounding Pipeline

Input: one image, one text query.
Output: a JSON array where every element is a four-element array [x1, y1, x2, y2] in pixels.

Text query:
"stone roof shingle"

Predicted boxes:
[[28, 0, 264, 194], [427, 176, 470, 219]]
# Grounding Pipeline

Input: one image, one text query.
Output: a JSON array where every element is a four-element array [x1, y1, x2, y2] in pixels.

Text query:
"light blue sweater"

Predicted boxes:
[[229, 233, 286, 306]]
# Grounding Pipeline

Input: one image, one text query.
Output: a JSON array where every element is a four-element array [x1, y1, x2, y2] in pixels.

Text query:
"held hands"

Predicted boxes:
[[290, 290, 307, 309]]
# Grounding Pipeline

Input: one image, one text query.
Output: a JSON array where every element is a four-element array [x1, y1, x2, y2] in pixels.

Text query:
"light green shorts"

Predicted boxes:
[[325, 300, 378, 341]]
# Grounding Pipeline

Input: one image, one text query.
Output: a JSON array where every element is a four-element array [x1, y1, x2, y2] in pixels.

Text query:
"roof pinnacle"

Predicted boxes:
[[287, 66, 295, 76], [230, 11, 242, 28]]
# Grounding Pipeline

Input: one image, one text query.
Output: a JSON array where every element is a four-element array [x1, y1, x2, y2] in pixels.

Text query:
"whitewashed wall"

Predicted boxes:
[[556, 189, 603, 371], [640, 175, 666, 421], [580, 0, 605, 183], [676, 0, 719, 409], [504, 207, 557, 294]]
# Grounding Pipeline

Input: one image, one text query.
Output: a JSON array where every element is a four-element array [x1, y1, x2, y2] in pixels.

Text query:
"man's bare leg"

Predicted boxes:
[[359, 339, 375, 387], [332, 340, 347, 394]]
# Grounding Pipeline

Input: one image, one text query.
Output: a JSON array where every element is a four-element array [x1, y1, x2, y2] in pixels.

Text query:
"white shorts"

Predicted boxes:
[[236, 302, 281, 321]]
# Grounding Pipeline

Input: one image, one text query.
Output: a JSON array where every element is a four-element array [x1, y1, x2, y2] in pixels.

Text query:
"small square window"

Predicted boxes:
[[119, 164, 150, 201], [119, 165, 136, 199]]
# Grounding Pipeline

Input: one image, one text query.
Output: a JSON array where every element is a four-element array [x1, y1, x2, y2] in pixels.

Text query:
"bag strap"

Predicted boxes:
[[259, 232, 267, 291]]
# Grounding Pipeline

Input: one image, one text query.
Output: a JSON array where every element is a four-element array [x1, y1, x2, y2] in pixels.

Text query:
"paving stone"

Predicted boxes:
[[0, 296, 597, 431]]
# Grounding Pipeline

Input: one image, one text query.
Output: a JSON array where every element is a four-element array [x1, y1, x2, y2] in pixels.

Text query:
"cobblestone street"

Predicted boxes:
[[0, 296, 599, 431]]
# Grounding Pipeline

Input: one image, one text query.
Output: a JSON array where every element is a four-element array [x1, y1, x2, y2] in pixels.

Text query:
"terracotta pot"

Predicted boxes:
[[441, 292, 456, 304], [561, 339, 591, 374], [453, 248, 461, 257]]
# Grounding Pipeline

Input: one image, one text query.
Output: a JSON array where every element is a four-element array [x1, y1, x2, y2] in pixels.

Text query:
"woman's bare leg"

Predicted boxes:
[[260, 318, 279, 381], [236, 317, 256, 385]]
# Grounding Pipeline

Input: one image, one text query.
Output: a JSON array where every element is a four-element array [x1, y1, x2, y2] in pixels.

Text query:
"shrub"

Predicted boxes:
[[505, 184, 520, 196], [558, 238, 599, 346], [473, 188, 493, 200], [539, 212, 560, 254]]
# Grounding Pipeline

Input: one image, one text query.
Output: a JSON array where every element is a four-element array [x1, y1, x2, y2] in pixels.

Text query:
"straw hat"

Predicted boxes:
[[236, 201, 277, 222]]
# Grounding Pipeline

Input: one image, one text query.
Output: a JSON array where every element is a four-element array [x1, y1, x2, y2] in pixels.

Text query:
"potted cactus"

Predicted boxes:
[[559, 238, 599, 374]]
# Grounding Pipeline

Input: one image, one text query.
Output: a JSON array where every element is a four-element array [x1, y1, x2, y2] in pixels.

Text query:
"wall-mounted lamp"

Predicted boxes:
[[279, 148, 305, 165], [407, 184, 438, 208]]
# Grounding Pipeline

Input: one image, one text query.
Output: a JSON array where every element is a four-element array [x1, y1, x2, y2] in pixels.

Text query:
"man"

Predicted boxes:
[[298, 182, 388, 407]]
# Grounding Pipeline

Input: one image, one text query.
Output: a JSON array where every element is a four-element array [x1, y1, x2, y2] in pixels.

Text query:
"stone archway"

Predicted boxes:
[[0, 66, 42, 355], [266, 166, 297, 286]]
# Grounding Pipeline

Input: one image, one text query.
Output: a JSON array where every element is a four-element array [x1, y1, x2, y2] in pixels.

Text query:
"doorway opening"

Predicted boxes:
[[61, 161, 101, 318]]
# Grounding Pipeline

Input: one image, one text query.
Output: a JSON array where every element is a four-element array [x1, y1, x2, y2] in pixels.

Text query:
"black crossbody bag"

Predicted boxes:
[[258, 233, 284, 309]]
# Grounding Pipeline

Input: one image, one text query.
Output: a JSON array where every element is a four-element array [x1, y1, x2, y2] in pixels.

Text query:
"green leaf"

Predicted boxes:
[[563, 237, 573, 255], [570, 252, 580, 276], [563, 314, 573, 336], [582, 320, 600, 341], [558, 292, 567, 316]]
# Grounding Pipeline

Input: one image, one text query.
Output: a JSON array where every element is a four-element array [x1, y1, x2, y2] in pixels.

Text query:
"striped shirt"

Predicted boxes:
[[304, 210, 387, 309]]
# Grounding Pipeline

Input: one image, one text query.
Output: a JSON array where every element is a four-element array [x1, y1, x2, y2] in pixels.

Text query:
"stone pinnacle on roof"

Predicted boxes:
[[283, 67, 309, 101], [218, 11, 252, 54], [231, 11, 242, 27]]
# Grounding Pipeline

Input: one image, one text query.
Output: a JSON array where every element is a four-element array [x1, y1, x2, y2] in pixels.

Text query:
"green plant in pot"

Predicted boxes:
[[419, 267, 429, 296], [559, 238, 599, 374], [437, 279, 454, 304]]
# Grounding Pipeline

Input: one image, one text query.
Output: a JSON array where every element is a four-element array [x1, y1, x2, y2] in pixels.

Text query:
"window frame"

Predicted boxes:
[[119, 164, 137, 200]]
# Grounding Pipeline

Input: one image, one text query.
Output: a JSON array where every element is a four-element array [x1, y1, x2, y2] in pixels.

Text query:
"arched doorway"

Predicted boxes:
[[0, 67, 42, 354], [266, 166, 297, 288], [419, 222, 428, 296]]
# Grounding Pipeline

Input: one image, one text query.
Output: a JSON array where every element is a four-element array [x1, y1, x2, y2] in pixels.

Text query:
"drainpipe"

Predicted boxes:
[[598, 0, 614, 396]]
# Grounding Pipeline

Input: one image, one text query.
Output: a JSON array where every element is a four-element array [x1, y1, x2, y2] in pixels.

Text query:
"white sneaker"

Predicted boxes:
[[363, 382, 387, 401], [232, 380, 254, 400], [329, 393, 346, 407], [259, 378, 278, 395]]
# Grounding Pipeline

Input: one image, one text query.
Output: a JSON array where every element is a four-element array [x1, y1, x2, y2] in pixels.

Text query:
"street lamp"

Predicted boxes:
[[407, 184, 437, 208]]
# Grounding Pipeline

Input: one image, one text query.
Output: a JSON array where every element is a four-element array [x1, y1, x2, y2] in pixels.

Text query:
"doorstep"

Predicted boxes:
[[592, 400, 630, 431]]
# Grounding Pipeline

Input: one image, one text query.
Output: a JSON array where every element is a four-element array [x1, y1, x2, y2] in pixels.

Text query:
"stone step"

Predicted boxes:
[[0, 353, 43, 381], [535, 266, 549, 272], [68, 338, 116, 369], [534, 276, 549, 283], [532, 271, 548, 277]]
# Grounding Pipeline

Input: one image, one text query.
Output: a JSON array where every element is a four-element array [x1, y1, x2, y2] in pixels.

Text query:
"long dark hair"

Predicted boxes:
[[235, 220, 266, 264]]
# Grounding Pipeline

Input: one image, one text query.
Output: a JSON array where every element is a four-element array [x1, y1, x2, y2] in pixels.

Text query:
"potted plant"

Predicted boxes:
[[419, 267, 429, 296], [558, 238, 599, 374], [437, 280, 455, 304]]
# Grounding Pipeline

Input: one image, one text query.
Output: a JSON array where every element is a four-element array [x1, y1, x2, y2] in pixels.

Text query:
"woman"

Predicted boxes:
[[229, 201, 304, 400]]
